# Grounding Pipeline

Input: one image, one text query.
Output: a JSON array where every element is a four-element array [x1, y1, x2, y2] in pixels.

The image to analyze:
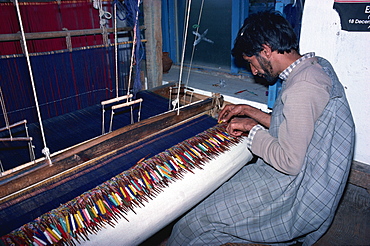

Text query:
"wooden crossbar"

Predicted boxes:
[[111, 98, 143, 110], [0, 137, 32, 142], [101, 94, 133, 106], [0, 120, 27, 133]]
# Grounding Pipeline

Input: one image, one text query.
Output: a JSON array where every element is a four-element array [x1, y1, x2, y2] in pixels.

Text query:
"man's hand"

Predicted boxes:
[[226, 117, 258, 137], [218, 104, 271, 129], [218, 104, 250, 123]]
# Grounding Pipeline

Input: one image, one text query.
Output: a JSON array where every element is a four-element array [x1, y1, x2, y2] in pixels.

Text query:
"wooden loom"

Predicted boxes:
[[0, 1, 254, 244], [0, 86, 253, 245]]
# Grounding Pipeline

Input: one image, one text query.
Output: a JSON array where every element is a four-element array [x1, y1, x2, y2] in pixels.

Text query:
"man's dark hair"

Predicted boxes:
[[232, 11, 299, 61]]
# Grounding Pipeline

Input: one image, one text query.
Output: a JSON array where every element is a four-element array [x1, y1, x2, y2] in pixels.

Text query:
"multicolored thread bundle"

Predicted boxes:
[[0, 123, 241, 245]]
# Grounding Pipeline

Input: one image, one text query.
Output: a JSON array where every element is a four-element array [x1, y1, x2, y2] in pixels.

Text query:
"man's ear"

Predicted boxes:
[[261, 44, 272, 59]]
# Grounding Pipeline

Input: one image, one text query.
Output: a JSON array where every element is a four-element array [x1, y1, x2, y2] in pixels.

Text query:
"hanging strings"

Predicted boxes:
[[109, 0, 144, 97], [0, 87, 11, 138], [176, 0, 193, 115], [114, 2, 119, 98], [93, 0, 112, 29], [184, 0, 205, 89], [13, 0, 52, 165], [125, 0, 142, 99], [101, 0, 144, 134]]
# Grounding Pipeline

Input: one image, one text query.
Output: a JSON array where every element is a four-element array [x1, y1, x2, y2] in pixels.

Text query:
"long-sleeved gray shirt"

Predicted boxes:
[[251, 56, 331, 175]]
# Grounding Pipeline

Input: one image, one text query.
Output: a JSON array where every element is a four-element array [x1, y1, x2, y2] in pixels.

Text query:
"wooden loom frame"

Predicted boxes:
[[0, 2, 249, 243], [0, 86, 243, 245], [0, 87, 222, 202]]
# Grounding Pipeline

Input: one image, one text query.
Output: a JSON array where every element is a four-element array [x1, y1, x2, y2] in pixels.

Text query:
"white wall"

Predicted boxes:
[[300, 0, 370, 165]]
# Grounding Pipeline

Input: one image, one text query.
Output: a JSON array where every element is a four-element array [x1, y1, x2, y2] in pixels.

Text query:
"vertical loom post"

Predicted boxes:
[[13, 0, 52, 165], [143, 0, 163, 90]]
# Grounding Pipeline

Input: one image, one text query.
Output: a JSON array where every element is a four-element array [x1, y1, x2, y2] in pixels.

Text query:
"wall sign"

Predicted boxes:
[[333, 0, 370, 31]]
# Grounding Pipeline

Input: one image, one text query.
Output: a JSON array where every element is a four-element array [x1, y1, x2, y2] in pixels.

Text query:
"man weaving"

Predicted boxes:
[[168, 11, 355, 245]]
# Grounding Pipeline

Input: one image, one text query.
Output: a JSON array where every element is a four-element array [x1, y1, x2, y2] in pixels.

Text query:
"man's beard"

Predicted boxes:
[[256, 55, 278, 85]]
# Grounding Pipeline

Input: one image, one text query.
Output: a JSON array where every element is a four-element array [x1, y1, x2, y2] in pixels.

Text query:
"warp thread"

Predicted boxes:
[[0, 123, 241, 245]]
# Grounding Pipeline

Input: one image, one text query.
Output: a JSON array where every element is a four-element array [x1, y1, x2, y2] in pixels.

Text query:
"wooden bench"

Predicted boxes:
[[314, 161, 370, 245]]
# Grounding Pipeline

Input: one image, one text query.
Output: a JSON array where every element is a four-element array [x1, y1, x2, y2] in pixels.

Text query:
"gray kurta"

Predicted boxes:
[[167, 56, 355, 246]]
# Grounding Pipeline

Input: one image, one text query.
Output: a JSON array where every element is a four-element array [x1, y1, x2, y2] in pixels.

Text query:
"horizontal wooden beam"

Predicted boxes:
[[0, 26, 145, 42], [0, 120, 27, 132], [0, 39, 147, 59], [0, 137, 32, 142]]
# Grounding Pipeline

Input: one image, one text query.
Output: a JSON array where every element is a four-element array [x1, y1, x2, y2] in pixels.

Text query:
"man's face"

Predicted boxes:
[[255, 54, 279, 84], [243, 54, 278, 85]]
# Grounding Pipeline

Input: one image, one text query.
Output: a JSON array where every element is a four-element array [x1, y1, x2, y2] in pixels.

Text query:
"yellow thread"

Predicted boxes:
[[77, 210, 84, 222], [206, 139, 215, 147], [98, 199, 106, 214], [91, 205, 98, 217], [46, 227, 59, 241], [65, 215, 71, 233], [112, 192, 121, 205], [120, 186, 127, 198], [74, 214, 82, 228], [142, 175, 150, 188], [128, 184, 137, 195], [51, 228, 62, 240]]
